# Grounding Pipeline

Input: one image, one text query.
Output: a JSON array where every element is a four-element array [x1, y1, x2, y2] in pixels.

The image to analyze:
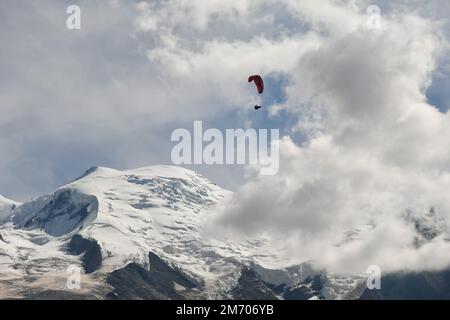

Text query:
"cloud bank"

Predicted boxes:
[[200, 1, 450, 274], [2, 0, 450, 274]]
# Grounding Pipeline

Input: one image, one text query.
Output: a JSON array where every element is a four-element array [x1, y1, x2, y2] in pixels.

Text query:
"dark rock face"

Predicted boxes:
[[283, 286, 313, 300], [12, 189, 98, 236], [148, 252, 199, 289], [230, 268, 278, 300], [107, 252, 199, 300], [107, 263, 171, 300], [67, 234, 102, 274], [360, 269, 450, 300]]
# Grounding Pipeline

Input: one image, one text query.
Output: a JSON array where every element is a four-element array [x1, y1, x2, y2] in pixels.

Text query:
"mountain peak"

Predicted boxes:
[[8, 164, 230, 241], [72, 166, 121, 182], [73, 165, 204, 183]]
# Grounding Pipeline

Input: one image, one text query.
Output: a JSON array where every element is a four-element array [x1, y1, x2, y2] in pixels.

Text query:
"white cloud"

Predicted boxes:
[[206, 1, 450, 274], [2, 0, 450, 275]]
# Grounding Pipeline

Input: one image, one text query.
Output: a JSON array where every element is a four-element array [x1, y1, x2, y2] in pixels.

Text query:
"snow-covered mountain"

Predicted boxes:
[[1, 165, 449, 300], [0, 165, 329, 299]]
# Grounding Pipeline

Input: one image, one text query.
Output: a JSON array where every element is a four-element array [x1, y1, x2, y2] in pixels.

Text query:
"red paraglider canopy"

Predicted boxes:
[[248, 75, 264, 94]]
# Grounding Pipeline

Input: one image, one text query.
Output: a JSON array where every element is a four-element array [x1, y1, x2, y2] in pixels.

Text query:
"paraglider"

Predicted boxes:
[[248, 75, 264, 110]]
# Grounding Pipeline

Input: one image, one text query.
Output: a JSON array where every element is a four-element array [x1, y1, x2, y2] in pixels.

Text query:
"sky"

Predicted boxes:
[[2, 0, 450, 273]]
